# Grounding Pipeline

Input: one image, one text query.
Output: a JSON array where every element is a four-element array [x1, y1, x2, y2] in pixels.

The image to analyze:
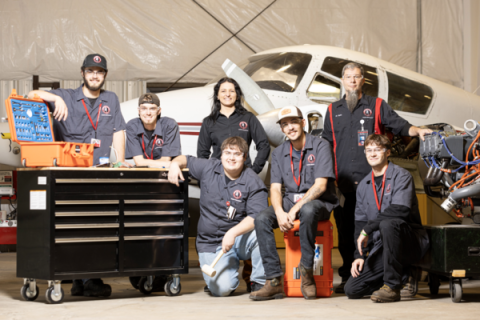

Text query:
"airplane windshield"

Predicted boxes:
[[208, 52, 312, 93]]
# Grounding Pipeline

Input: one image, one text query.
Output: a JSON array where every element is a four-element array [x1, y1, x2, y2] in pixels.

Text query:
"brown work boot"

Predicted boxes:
[[400, 267, 420, 298], [249, 277, 284, 301], [299, 263, 317, 300], [371, 284, 401, 303]]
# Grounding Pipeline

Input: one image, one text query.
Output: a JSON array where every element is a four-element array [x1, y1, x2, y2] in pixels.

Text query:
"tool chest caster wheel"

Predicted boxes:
[[20, 284, 39, 301], [428, 273, 440, 295], [129, 276, 141, 289], [449, 278, 462, 303], [45, 286, 64, 304], [138, 276, 153, 295], [164, 275, 181, 296]]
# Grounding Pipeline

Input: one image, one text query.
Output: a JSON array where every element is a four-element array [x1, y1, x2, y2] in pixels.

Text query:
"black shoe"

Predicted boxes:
[[71, 279, 84, 296], [401, 267, 421, 298], [250, 282, 264, 292], [334, 278, 349, 294], [246, 281, 252, 293], [204, 285, 210, 293], [83, 279, 112, 297]]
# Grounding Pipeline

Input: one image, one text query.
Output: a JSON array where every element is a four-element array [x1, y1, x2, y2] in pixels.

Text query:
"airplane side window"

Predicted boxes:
[[386, 72, 433, 115], [321, 56, 379, 97], [307, 74, 341, 104]]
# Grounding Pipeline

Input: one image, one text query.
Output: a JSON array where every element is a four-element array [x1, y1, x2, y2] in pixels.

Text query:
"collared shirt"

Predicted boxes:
[[197, 110, 270, 174], [322, 93, 411, 193], [48, 85, 126, 165], [125, 117, 181, 160], [354, 162, 429, 256], [270, 133, 338, 212], [186, 156, 268, 253]]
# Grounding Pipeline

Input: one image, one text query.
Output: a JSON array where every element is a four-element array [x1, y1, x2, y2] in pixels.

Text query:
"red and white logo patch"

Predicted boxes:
[[239, 121, 248, 130], [93, 55, 102, 63], [386, 184, 391, 193], [307, 154, 315, 163], [155, 138, 164, 147], [363, 108, 372, 117], [102, 106, 110, 114], [233, 190, 242, 199]]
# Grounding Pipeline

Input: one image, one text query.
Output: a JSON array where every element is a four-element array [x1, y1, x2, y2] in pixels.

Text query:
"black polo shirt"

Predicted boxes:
[[322, 93, 411, 193], [125, 116, 181, 160], [197, 110, 270, 174], [270, 133, 338, 212], [48, 85, 126, 165], [186, 156, 269, 253]]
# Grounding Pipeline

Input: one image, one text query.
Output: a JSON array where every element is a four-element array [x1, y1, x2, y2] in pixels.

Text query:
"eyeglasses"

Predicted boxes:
[[343, 75, 363, 80], [84, 69, 106, 76], [222, 151, 244, 158], [280, 119, 302, 129], [364, 148, 387, 154], [138, 107, 159, 113]]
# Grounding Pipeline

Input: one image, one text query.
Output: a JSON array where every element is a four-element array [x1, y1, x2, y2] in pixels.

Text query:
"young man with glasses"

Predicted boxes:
[[125, 93, 181, 167], [344, 134, 429, 302], [28, 53, 127, 166], [322, 62, 432, 294], [168, 136, 267, 297], [28, 54, 127, 297], [250, 106, 338, 301]]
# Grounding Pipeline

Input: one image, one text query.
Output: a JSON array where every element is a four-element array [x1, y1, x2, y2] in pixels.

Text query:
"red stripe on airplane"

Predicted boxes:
[[180, 132, 200, 136], [177, 122, 203, 126]]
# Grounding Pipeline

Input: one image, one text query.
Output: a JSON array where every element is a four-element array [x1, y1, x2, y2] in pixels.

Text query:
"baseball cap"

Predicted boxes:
[[82, 54, 108, 71], [277, 105, 303, 123], [138, 93, 160, 107]]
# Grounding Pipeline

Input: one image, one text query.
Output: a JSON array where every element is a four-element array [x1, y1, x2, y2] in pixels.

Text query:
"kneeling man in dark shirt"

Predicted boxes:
[[344, 134, 429, 302]]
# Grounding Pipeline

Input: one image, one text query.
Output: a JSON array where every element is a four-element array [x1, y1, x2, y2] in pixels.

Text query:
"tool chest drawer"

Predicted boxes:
[[16, 168, 189, 280]]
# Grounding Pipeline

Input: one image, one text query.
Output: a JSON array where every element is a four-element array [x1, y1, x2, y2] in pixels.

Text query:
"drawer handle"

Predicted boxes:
[[55, 200, 119, 205], [55, 223, 119, 229], [124, 222, 184, 228], [124, 199, 183, 204], [124, 235, 184, 241], [55, 179, 175, 184], [124, 211, 183, 216], [55, 211, 118, 217], [55, 237, 119, 243]]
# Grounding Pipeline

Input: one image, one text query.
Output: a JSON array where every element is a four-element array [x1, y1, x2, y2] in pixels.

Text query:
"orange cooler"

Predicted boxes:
[[4, 89, 93, 167], [284, 220, 334, 297]]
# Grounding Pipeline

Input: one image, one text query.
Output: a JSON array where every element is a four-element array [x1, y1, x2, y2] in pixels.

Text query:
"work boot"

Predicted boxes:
[[299, 263, 317, 299], [249, 277, 284, 301], [70, 279, 84, 296], [334, 277, 349, 294], [400, 267, 420, 298], [83, 279, 112, 297], [371, 284, 401, 303]]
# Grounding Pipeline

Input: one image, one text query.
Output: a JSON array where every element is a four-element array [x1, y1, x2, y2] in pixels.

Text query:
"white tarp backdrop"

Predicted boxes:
[[0, 0, 477, 97]]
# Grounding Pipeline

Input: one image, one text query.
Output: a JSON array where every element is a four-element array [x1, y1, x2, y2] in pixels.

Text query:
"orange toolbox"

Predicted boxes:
[[4, 89, 93, 167], [284, 220, 334, 297]]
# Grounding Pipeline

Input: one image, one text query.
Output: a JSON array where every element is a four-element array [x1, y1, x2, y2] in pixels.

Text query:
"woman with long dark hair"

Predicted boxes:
[[197, 77, 270, 174]]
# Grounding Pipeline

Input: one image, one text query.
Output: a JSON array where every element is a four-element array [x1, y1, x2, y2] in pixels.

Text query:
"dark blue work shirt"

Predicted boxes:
[[270, 133, 338, 212], [354, 162, 429, 257], [186, 156, 269, 253], [48, 85, 126, 165], [323, 93, 411, 193], [125, 117, 181, 160]]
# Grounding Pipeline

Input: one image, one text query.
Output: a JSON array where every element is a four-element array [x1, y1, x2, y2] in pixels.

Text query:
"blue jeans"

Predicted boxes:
[[198, 230, 266, 297]]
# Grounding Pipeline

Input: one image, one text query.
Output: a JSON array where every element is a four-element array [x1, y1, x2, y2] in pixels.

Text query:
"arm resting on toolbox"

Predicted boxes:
[[132, 155, 171, 168], [168, 155, 187, 187], [112, 130, 126, 163], [28, 90, 68, 121]]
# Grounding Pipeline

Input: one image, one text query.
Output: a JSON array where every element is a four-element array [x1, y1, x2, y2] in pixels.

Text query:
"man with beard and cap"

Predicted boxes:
[[322, 62, 432, 294], [28, 53, 127, 167], [28, 53, 127, 298], [250, 106, 338, 301], [125, 93, 181, 167]]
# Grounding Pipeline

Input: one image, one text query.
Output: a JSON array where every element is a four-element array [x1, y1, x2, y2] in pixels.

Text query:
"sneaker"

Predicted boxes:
[[71, 279, 84, 296], [334, 278, 349, 294], [249, 277, 284, 301], [204, 285, 210, 293], [83, 279, 112, 297], [371, 284, 401, 303]]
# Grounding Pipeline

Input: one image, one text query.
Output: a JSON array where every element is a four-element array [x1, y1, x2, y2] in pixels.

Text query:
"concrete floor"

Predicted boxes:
[[1, 247, 480, 320]]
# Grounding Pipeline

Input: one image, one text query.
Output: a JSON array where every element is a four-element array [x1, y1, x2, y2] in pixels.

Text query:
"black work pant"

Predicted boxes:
[[333, 192, 356, 280], [344, 219, 423, 298], [254, 200, 331, 279]]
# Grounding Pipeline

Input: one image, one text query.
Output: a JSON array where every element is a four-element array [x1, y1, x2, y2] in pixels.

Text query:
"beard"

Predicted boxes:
[[346, 89, 359, 112], [83, 76, 105, 92]]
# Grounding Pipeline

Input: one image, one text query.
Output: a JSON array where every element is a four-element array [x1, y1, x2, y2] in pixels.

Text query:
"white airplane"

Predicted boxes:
[[3, 45, 480, 173]]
